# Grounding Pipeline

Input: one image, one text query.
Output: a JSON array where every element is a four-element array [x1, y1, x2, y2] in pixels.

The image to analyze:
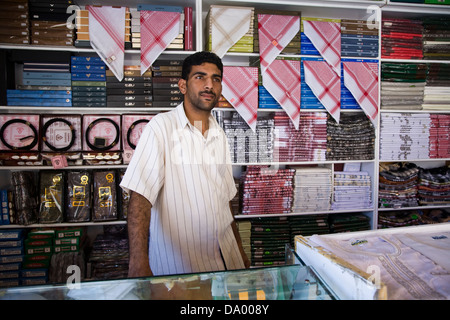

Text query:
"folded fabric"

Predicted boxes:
[[303, 60, 340, 123], [257, 13, 300, 74], [87, 6, 125, 81], [262, 59, 301, 129], [222, 66, 259, 131], [343, 61, 379, 127], [303, 20, 341, 76], [210, 5, 253, 58], [140, 10, 181, 75]]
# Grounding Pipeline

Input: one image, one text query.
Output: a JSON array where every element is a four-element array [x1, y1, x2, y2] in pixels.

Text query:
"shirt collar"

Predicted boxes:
[[175, 102, 221, 140]]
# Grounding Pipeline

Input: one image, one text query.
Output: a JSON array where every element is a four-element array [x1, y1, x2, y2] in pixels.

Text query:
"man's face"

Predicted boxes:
[[179, 62, 222, 112]]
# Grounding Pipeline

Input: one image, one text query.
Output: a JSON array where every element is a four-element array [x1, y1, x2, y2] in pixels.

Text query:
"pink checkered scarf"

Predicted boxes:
[[140, 10, 181, 75], [222, 66, 259, 131], [303, 20, 341, 76], [262, 59, 301, 129], [343, 61, 379, 127], [257, 14, 301, 129], [303, 60, 341, 123], [87, 6, 125, 81], [258, 14, 300, 74]]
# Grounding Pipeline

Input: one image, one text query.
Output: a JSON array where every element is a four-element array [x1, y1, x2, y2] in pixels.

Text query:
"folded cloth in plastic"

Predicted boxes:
[[343, 61, 379, 127], [210, 5, 253, 58], [140, 10, 181, 75], [87, 6, 125, 81], [222, 66, 259, 132], [303, 60, 341, 123]]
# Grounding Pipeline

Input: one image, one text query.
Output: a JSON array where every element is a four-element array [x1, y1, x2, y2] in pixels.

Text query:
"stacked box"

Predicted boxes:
[[0, 0, 29, 45], [71, 56, 107, 107], [29, 0, 74, 46], [0, 229, 24, 288], [237, 220, 251, 264], [75, 7, 131, 49], [106, 66, 153, 108], [206, 5, 254, 53], [132, 5, 185, 50], [1, 189, 12, 225], [8, 61, 72, 107], [253, 9, 301, 55], [151, 59, 183, 108], [341, 19, 379, 58], [22, 230, 54, 286]]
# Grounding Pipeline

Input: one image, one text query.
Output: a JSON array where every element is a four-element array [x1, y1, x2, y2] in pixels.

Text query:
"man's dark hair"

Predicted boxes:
[[181, 51, 223, 80]]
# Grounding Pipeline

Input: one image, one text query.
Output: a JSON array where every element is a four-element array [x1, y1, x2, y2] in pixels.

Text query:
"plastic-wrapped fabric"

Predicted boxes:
[[39, 171, 65, 223], [66, 171, 92, 222], [93, 170, 118, 221], [11, 171, 38, 225]]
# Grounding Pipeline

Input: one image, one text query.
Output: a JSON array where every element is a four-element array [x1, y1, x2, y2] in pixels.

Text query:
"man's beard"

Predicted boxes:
[[186, 89, 219, 112]]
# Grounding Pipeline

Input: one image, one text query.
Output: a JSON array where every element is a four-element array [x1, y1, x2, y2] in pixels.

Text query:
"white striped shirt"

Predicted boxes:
[[120, 103, 245, 276]]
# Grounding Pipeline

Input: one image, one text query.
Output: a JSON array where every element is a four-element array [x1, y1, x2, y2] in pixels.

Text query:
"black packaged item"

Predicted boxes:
[[66, 171, 91, 222], [93, 170, 118, 221], [11, 171, 38, 225], [39, 171, 64, 223]]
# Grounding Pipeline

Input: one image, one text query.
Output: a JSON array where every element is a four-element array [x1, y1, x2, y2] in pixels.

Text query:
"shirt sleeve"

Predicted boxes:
[[119, 119, 165, 205]]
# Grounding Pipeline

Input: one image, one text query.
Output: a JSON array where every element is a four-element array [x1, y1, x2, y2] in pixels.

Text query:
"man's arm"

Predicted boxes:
[[127, 190, 153, 278]]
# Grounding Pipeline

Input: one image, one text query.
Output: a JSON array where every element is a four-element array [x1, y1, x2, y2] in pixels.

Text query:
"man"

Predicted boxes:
[[120, 51, 250, 278]]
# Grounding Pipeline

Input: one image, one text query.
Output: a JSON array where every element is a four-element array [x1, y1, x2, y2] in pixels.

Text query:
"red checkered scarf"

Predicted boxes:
[[258, 14, 300, 74], [257, 14, 301, 129], [140, 10, 181, 75], [303, 20, 341, 76], [262, 59, 301, 129], [222, 66, 259, 131], [87, 6, 125, 81], [343, 61, 379, 127], [303, 60, 341, 123]]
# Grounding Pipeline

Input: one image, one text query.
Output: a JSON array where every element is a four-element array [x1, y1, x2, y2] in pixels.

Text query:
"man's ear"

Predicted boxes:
[[178, 78, 187, 94]]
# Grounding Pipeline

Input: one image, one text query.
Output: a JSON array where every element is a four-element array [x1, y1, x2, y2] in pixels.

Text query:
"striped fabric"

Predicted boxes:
[[140, 10, 181, 75], [257, 14, 301, 129], [303, 20, 341, 76], [222, 66, 259, 131], [304, 60, 341, 123], [120, 103, 245, 276], [87, 6, 125, 81], [343, 61, 379, 127], [210, 5, 253, 58]]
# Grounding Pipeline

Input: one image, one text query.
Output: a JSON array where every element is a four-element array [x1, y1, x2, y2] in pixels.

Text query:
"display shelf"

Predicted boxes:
[[0, 220, 126, 229], [234, 208, 374, 219], [378, 204, 450, 212]]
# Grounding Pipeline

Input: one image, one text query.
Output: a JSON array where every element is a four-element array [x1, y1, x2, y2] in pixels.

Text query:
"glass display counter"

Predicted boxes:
[[0, 246, 336, 300]]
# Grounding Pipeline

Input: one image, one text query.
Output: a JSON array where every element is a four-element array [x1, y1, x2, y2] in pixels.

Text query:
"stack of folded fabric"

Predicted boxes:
[[223, 112, 274, 164], [380, 63, 427, 110], [429, 114, 450, 158], [290, 166, 332, 212], [341, 19, 379, 58], [417, 166, 450, 206], [326, 112, 375, 161], [381, 18, 423, 59], [380, 112, 431, 160], [329, 213, 371, 233], [378, 162, 420, 209], [422, 63, 450, 111], [250, 217, 291, 267], [331, 171, 373, 210], [289, 215, 330, 241], [239, 166, 295, 215], [274, 111, 328, 162], [422, 17, 450, 60], [378, 210, 424, 228], [88, 226, 129, 280]]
